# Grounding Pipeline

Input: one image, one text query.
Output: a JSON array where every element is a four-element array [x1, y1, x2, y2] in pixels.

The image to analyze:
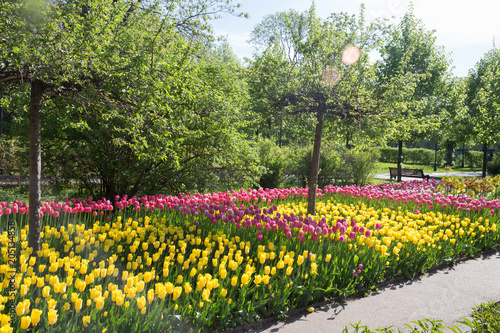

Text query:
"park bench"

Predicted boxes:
[[389, 167, 430, 180]]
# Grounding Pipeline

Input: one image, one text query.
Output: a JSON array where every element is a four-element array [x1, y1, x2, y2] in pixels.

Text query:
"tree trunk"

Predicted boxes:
[[28, 80, 45, 257], [482, 143, 488, 178], [446, 143, 454, 166], [307, 112, 324, 216], [397, 140, 403, 182]]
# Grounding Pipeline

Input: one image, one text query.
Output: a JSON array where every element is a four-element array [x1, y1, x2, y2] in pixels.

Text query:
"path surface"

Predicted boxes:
[[241, 250, 500, 333]]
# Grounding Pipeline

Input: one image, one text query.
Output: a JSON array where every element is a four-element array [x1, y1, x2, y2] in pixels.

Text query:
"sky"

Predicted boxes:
[[211, 0, 500, 77]]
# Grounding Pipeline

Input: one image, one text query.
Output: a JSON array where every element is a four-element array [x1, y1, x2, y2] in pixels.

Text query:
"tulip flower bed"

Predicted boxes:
[[0, 178, 499, 332]]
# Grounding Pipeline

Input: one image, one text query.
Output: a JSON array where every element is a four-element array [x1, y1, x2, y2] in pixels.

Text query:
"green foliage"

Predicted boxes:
[[487, 156, 500, 176], [376, 5, 452, 161], [248, 4, 387, 214], [254, 138, 286, 189], [255, 141, 378, 188], [339, 149, 380, 186], [404, 148, 435, 166], [254, 139, 342, 189], [344, 301, 500, 332], [287, 143, 342, 188], [1, 2, 260, 197], [378, 147, 399, 163], [377, 147, 444, 166], [465, 48, 500, 148], [459, 301, 500, 333], [0, 136, 28, 176], [464, 150, 484, 168]]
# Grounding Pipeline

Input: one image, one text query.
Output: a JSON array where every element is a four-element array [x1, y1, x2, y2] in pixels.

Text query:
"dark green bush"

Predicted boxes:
[[405, 148, 434, 165], [377, 147, 443, 166], [255, 141, 377, 188], [0, 136, 28, 177], [487, 156, 500, 175], [338, 149, 380, 186], [254, 138, 285, 189], [464, 150, 483, 168], [378, 147, 399, 163], [283, 143, 341, 188]]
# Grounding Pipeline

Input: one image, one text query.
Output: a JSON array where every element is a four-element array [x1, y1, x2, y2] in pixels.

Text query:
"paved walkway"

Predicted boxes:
[[374, 171, 482, 182], [240, 250, 500, 333]]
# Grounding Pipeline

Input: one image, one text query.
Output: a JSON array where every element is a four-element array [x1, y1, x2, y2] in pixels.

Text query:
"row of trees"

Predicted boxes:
[[1, 1, 499, 253]]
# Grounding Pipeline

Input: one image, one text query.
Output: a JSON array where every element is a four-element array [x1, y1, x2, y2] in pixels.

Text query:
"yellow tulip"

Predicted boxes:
[[136, 296, 146, 310], [30, 308, 42, 326], [95, 296, 104, 310], [147, 289, 155, 303], [83, 315, 91, 327], [16, 302, 25, 316], [75, 298, 83, 312], [48, 299, 57, 310], [115, 294, 125, 307], [20, 284, 28, 297], [241, 274, 250, 285], [48, 309, 58, 325], [172, 287, 182, 301], [42, 286, 51, 298], [155, 283, 166, 300], [20, 316, 31, 329], [165, 282, 174, 294]]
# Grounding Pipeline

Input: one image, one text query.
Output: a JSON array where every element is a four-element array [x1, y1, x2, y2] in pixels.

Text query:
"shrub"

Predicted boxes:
[[0, 136, 28, 182], [338, 148, 380, 186], [283, 143, 341, 188], [464, 150, 483, 168], [378, 147, 398, 163], [405, 148, 434, 165], [487, 155, 500, 175], [254, 138, 285, 189], [377, 147, 443, 166]]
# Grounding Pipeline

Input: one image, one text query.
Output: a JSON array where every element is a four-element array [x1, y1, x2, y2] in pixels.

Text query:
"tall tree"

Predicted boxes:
[[249, 5, 386, 215], [376, 6, 451, 181], [35, 39, 260, 196], [0, 0, 244, 255], [465, 48, 500, 177]]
